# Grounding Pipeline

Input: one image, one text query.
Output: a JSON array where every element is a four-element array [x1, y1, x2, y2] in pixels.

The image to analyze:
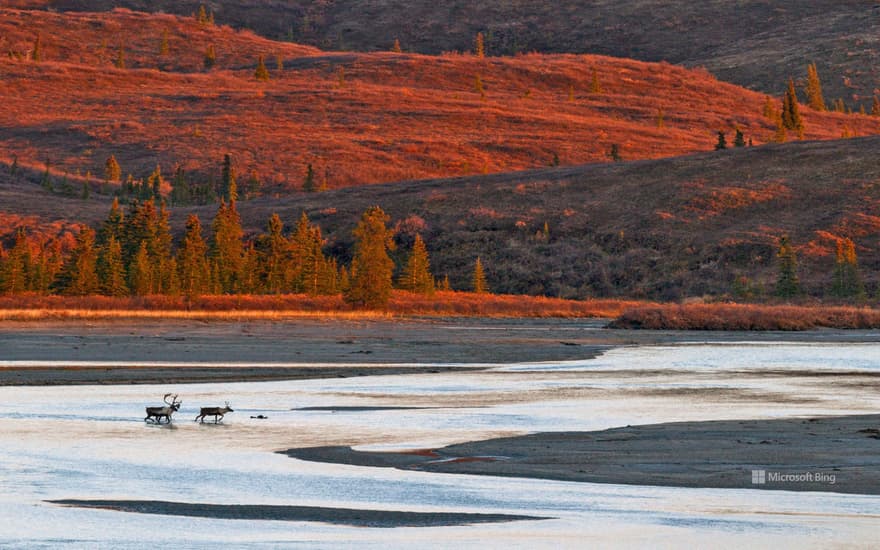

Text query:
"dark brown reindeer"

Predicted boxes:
[[195, 402, 234, 423], [144, 394, 182, 424]]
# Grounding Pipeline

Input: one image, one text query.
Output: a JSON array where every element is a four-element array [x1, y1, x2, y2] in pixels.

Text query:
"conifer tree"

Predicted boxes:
[[475, 32, 485, 58], [344, 206, 395, 308], [32, 34, 42, 62], [474, 74, 485, 99], [97, 198, 124, 250], [160, 30, 170, 56], [169, 166, 191, 206], [255, 55, 270, 81], [210, 200, 244, 293], [128, 240, 152, 295], [392, 39, 402, 53], [221, 154, 237, 202], [257, 213, 290, 293], [781, 78, 804, 138], [54, 227, 100, 296], [772, 112, 787, 143], [177, 214, 210, 297], [831, 238, 864, 299], [204, 44, 216, 69], [97, 235, 127, 296], [472, 256, 488, 294], [775, 235, 800, 298], [197, 5, 209, 24], [105, 155, 121, 182], [303, 163, 316, 193], [734, 129, 746, 147], [608, 144, 622, 162], [805, 63, 826, 111], [0, 229, 31, 294], [151, 202, 174, 293], [590, 67, 602, 94], [763, 96, 776, 119], [714, 131, 727, 150], [115, 45, 126, 69], [439, 274, 451, 291], [399, 234, 434, 294]]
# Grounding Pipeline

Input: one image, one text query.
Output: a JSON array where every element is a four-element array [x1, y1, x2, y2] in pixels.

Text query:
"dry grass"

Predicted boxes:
[[1, 8, 878, 191], [0, 291, 647, 321], [610, 303, 880, 331], [15, 0, 879, 102]]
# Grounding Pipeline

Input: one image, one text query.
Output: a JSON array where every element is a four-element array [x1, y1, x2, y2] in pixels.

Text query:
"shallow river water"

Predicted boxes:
[[1, 341, 879, 548]]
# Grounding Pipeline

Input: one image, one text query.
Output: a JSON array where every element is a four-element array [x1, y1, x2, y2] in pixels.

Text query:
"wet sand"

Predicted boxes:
[[48, 500, 544, 527], [4, 318, 880, 386], [0, 318, 609, 385], [0, 365, 483, 386], [284, 414, 880, 495]]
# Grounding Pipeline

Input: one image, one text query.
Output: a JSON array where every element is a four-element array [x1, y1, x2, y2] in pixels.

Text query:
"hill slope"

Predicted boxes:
[[1, 8, 877, 192], [15, 1, 880, 102], [5, 137, 880, 300]]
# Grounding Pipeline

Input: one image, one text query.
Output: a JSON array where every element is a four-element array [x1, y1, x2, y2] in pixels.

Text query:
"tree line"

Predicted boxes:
[[0, 199, 491, 308]]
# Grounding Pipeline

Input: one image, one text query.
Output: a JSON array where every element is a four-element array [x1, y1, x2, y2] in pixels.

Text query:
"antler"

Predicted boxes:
[[164, 393, 179, 405]]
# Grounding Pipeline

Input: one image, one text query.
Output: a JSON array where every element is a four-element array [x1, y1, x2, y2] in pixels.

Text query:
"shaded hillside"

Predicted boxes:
[[1, 8, 877, 193], [5, 138, 880, 300], [17, 1, 880, 103]]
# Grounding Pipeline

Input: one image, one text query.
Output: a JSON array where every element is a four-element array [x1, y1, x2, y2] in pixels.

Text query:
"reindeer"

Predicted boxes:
[[144, 394, 182, 424], [195, 402, 234, 423]]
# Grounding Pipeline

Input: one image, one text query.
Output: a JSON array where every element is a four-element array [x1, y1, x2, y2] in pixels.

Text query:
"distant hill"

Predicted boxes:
[[1, 8, 876, 194], [15, 1, 880, 103], [5, 137, 880, 300]]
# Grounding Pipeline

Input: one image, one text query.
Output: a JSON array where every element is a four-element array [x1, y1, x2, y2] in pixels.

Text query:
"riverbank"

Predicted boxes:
[[284, 414, 880, 495]]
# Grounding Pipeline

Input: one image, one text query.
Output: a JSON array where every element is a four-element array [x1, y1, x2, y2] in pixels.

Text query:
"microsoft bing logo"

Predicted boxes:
[[751, 470, 766, 484]]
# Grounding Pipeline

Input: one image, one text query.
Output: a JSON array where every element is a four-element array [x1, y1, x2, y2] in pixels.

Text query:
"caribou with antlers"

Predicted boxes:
[[144, 394, 182, 424], [195, 402, 234, 423]]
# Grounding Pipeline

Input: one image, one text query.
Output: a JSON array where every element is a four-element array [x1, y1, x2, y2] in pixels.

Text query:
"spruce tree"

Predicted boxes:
[[734, 129, 746, 147], [221, 154, 238, 202], [590, 67, 602, 94], [97, 235, 128, 296], [805, 63, 826, 111], [399, 234, 434, 294], [255, 56, 270, 81], [105, 155, 121, 182], [32, 34, 42, 62], [763, 96, 776, 120], [160, 30, 170, 56], [472, 256, 488, 294], [344, 206, 396, 308], [210, 200, 244, 293], [474, 74, 485, 99], [608, 144, 622, 162], [54, 227, 100, 296], [392, 39, 402, 53], [475, 32, 485, 58], [714, 131, 727, 150], [257, 213, 291, 293], [775, 236, 800, 299], [128, 240, 152, 295], [177, 214, 211, 297], [303, 163, 316, 192], [115, 45, 126, 69], [831, 238, 864, 299], [0, 229, 31, 294], [781, 78, 804, 138], [98, 197, 124, 247], [204, 44, 216, 70]]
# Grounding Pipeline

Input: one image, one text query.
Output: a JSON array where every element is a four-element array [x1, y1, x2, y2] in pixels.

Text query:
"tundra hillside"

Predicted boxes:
[[0, 8, 876, 191], [14, 1, 880, 101]]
